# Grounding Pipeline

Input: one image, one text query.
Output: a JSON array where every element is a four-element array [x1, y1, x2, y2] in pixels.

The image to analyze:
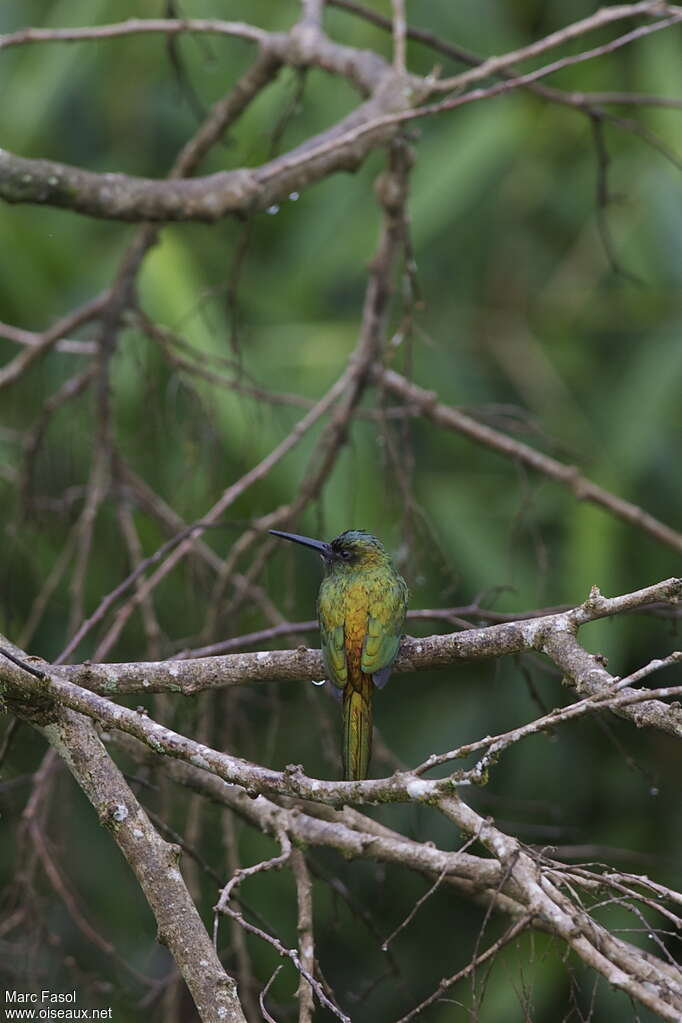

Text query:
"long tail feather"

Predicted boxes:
[[342, 673, 372, 780]]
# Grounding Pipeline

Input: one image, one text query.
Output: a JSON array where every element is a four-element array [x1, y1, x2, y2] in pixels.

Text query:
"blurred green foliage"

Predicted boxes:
[[0, 2, 681, 1021]]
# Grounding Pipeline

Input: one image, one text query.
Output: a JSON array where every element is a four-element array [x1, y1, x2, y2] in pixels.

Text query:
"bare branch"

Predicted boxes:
[[394, 915, 531, 1023], [438, 794, 682, 1022], [2, 580, 681, 817], [28, 576, 679, 704], [378, 369, 682, 555], [88, 365, 354, 660], [416, 654, 682, 779], [300, 0, 325, 28], [0, 18, 267, 50], [391, 0, 407, 74], [214, 827, 291, 942], [429, 4, 681, 92], [291, 848, 316, 1023], [38, 710, 247, 1022], [0, 320, 96, 354], [222, 902, 349, 1022], [2, 6, 679, 225], [110, 729, 503, 890], [0, 294, 108, 391]]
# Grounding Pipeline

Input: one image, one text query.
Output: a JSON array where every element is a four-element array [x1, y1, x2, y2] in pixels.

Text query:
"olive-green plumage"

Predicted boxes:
[[269, 528, 408, 780]]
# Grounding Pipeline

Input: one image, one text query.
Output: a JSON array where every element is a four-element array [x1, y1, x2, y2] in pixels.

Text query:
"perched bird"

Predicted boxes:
[[269, 528, 408, 781]]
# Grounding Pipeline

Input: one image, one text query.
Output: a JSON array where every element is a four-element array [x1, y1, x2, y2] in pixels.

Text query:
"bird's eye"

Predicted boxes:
[[340, 549, 352, 560]]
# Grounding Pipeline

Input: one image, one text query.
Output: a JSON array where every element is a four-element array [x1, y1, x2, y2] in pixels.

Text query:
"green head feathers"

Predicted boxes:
[[325, 530, 391, 572], [269, 528, 392, 572]]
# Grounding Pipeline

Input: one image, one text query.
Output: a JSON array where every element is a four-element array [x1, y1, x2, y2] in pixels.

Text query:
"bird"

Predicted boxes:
[[269, 528, 408, 781]]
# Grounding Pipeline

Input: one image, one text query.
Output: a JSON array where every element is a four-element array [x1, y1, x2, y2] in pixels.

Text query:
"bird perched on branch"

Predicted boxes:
[[269, 528, 408, 781]]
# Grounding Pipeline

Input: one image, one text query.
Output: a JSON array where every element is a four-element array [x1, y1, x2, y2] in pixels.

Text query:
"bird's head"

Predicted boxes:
[[269, 528, 390, 573]]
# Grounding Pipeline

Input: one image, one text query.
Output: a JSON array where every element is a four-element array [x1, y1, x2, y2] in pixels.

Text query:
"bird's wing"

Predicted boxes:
[[318, 598, 347, 690], [362, 575, 408, 688]]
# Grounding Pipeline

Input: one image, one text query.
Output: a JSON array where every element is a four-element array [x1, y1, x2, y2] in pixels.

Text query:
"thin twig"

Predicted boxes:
[[391, 0, 407, 74], [381, 866, 448, 951], [214, 829, 292, 948], [378, 368, 682, 555], [0, 295, 108, 391], [259, 965, 284, 1023], [221, 903, 350, 1022], [393, 915, 532, 1023], [428, 6, 681, 92], [58, 518, 229, 663]]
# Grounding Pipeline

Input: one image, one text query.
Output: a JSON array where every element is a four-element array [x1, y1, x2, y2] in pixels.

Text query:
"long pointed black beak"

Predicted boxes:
[[269, 529, 331, 558]]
